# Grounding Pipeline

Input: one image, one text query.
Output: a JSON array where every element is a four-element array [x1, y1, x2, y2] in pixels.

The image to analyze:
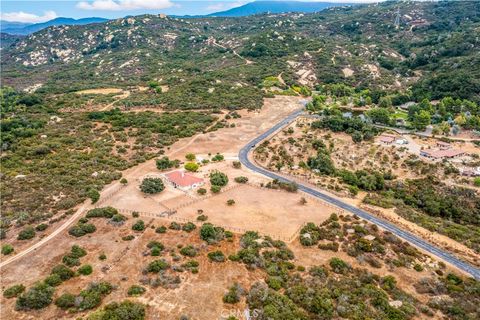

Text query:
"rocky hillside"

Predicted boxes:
[[2, 1, 479, 103]]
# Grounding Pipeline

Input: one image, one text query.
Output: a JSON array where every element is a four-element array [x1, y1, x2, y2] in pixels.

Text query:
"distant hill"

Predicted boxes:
[[1, 17, 108, 35], [207, 1, 351, 17]]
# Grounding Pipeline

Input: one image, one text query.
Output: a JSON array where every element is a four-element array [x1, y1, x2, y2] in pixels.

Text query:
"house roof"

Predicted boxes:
[[379, 135, 395, 143], [436, 141, 451, 147], [165, 170, 204, 187], [421, 148, 465, 159]]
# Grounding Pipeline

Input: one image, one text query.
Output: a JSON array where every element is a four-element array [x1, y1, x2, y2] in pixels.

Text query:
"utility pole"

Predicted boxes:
[[394, 7, 401, 29]]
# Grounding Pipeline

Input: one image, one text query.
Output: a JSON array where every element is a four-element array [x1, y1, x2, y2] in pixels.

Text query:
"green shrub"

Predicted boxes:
[[55, 293, 76, 310], [146, 259, 170, 273], [197, 214, 208, 221], [140, 177, 165, 194], [197, 188, 207, 195], [211, 185, 221, 193], [184, 162, 199, 172], [223, 283, 241, 304], [182, 222, 197, 233], [169, 222, 181, 230], [68, 223, 96, 237], [35, 223, 48, 231], [86, 207, 119, 219], [44, 274, 62, 287], [51, 264, 75, 281], [210, 171, 228, 186], [2, 244, 14, 255], [234, 176, 248, 183], [78, 264, 93, 275], [227, 199, 235, 206], [266, 276, 283, 290], [15, 282, 54, 310], [329, 257, 351, 274], [200, 223, 225, 244], [17, 226, 35, 240], [155, 225, 167, 233], [127, 285, 146, 296], [86, 300, 146, 320], [3, 284, 25, 299], [122, 235, 135, 241], [180, 245, 198, 257], [208, 250, 226, 262], [132, 220, 145, 231]]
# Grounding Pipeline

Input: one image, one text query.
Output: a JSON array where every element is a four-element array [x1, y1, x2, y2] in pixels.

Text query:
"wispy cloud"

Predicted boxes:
[[76, 0, 173, 11], [206, 1, 247, 12], [1, 10, 58, 23]]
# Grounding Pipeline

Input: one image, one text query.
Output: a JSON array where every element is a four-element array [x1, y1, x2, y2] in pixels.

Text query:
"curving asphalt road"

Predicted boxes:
[[239, 108, 480, 280]]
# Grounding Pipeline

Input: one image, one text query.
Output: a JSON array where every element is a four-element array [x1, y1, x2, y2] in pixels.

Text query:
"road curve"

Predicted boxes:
[[239, 108, 480, 280]]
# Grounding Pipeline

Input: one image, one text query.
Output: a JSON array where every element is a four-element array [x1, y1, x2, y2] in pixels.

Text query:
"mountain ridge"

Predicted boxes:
[[1, 17, 108, 35], [208, 1, 352, 17]]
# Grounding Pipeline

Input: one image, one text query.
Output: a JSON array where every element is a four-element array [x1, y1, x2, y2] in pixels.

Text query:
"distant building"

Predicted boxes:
[[420, 148, 465, 160], [460, 167, 480, 177], [436, 141, 451, 150], [164, 170, 204, 191], [378, 134, 396, 144]]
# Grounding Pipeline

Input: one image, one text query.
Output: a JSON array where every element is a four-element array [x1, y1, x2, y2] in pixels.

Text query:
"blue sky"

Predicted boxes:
[[1, 0, 378, 22]]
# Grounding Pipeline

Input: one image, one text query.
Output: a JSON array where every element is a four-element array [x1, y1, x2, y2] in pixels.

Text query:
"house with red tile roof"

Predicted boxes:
[[164, 170, 204, 191]]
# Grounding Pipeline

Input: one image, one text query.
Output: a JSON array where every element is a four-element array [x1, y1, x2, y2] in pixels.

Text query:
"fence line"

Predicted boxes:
[[115, 207, 296, 242]]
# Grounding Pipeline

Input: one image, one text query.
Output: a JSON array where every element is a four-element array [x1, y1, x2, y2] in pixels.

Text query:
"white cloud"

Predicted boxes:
[[206, 1, 247, 12], [76, 0, 173, 11], [1, 10, 58, 23]]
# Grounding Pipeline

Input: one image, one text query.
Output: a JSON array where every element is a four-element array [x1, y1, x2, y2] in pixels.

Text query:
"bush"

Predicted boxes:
[[51, 264, 75, 281], [127, 285, 146, 296], [147, 240, 165, 251], [140, 178, 165, 194], [44, 274, 62, 287], [2, 244, 14, 255], [180, 245, 198, 257], [227, 199, 235, 206], [120, 178, 128, 185], [15, 282, 54, 310], [3, 284, 25, 299], [132, 220, 145, 231], [68, 223, 96, 237], [234, 176, 248, 183], [99, 253, 107, 260], [197, 214, 208, 221], [329, 257, 351, 274], [71, 245, 87, 258], [223, 283, 241, 304], [79, 264, 93, 275], [111, 213, 127, 223], [185, 153, 196, 161], [87, 189, 100, 204], [197, 188, 207, 195], [87, 300, 145, 320], [86, 207, 118, 218], [146, 259, 170, 273], [155, 226, 167, 233], [17, 226, 35, 240], [182, 222, 196, 232], [35, 223, 48, 231], [200, 223, 225, 244], [208, 250, 226, 262], [266, 276, 283, 290], [212, 153, 224, 162], [211, 185, 221, 193], [55, 293, 75, 310], [156, 156, 178, 170], [233, 161, 242, 168], [169, 222, 181, 230], [210, 171, 229, 186], [122, 235, 135, 241], [474, 177, 480, 187], [184, 162, 199, 172]]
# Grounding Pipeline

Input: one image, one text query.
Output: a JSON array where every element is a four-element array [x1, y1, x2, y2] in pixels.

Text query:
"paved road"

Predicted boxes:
[[239, 108, 480, 280]]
